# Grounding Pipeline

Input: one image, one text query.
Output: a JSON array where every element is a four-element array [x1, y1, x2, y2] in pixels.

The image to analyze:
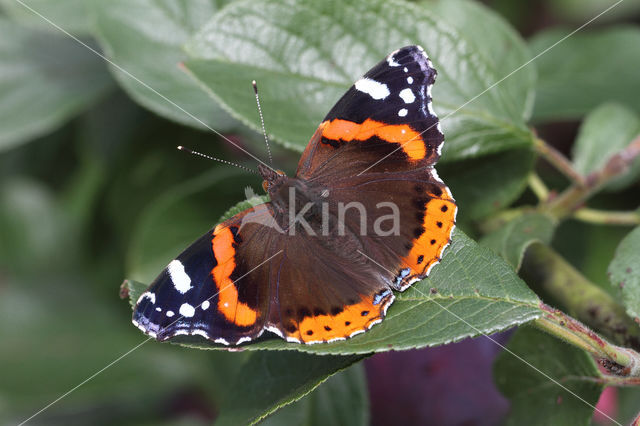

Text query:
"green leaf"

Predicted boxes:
[[219, 357, 366, 426], [481, 212, 557, 270], [125, 221, 542, 354], [608, 226, 640, 321], [530, 26, 640, 122], [91, 0, 236, 131], [572, 103, 640, 190], [0, 0, 92, 35], [494, 326, 604, 425], [440, 148, 535, 221], [183, 0, 535, 159], [0, 18, 113, 151], [261, 363, 368, 426]]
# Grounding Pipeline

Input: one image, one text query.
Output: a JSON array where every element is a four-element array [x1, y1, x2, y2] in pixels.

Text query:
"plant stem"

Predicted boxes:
[[528, 172, 549, 202], [521, 243, 640, 352], [534, 137, 586, 186], [594, 375, 640, 387], [573, 208, 640, 226], [534, 303, 640, 377], [544, 134, 640, 218]]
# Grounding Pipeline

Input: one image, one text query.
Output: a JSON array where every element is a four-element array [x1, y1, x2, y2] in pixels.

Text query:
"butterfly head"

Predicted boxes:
[[258, 163, 287, 193]]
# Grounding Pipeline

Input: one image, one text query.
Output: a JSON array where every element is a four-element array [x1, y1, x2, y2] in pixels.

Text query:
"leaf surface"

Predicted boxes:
[[609, 226, 640, 321], [481, 212, 557, 270], [92, 0, 236, 131], [0, 18, 113, 151], [183, 0, 535, 159], [530, 27, 640, 121], [572, 102, 640, 190], [495, 326, 604, 425], [217, 355, 366, 425]]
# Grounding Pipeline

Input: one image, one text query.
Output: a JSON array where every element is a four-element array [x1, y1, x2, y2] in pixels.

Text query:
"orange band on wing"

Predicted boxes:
[[211, 225, 258, 327], [321, 118, 426, 160], [285, 294, 393, 343], [402, 192, 456, 276]]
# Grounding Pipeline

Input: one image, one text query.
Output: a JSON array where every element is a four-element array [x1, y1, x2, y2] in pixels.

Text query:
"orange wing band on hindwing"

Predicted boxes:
[[402, 188, 456, 278], [282, 292, 395, 343]]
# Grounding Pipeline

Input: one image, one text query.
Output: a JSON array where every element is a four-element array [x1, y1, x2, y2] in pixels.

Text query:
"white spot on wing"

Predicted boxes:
[[215, 337, 230, 345], [399, 88, 415, 104], [201, 300, 210, 310], [425, 261, 439, 276], [168, 260, 192, 293], [431, 168, 444, 184], [236, 336, 252, 345], [137, 291, 156, 304], [355, 78, 390, 100], [387, 51, 400, 66], [265, 325, 284, 338], [166, 310, 175, 317], [407, 76, 413, 84], [179, 303, 195, 317], [398, 108, 408, 117], [155, 307, 162, 312], [382, 295, 396, 315], [367, 318, 383, 329], [192, 329, 209, 339], [349, 329, 365, 338]]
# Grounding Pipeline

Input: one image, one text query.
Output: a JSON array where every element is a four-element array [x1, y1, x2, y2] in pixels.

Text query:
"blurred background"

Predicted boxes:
[[1, 0, 640, 424]]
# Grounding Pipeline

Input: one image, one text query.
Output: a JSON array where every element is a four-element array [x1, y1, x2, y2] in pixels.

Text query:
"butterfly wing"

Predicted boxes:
[[132, 204, 280, 345], [297, 45, 444, 179], [133, 199, 396, 345], [326, 167, 456, 290], [264, 221, 395, 344], [295, 45, 456, 290]]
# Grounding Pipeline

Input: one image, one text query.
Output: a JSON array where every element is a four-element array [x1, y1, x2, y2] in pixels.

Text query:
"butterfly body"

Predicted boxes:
[[133, 45, 457, 345]]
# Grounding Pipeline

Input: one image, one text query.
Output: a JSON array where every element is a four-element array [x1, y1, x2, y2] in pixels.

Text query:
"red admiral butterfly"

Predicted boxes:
[[133, 45, 456, 345]]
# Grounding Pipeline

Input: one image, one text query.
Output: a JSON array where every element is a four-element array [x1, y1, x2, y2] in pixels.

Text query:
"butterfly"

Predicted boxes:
[[132, 45, 456, 345]]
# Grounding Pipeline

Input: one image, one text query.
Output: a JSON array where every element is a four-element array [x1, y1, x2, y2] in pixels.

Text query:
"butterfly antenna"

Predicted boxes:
[[252, 80, 273, 165], [177, 146, 260, 175]]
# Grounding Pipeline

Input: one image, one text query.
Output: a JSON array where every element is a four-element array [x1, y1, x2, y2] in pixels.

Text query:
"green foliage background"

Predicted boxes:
[[1, 0, 639, 424]]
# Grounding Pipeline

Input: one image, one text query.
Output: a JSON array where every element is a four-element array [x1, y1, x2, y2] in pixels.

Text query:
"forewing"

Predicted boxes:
[[132, 204, 279, 345], [296, 45, 443, 179]]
